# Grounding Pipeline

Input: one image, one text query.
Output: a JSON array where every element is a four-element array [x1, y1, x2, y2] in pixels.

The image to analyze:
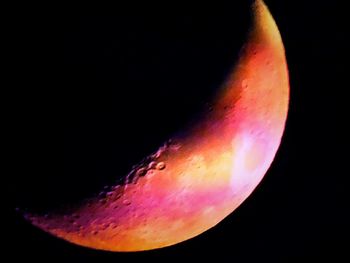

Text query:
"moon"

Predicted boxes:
[[24, 0, 289, 252]]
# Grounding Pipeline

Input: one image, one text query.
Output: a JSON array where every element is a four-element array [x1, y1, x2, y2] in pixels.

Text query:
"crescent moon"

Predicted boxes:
[[25, 0, 289, 252]]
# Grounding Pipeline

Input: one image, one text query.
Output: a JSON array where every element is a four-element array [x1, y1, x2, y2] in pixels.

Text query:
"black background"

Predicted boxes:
[[5, 0, 347, 261]]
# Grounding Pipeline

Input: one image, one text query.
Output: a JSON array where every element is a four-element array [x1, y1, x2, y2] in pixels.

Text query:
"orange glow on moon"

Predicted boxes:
[[26, 0, 289, 251]]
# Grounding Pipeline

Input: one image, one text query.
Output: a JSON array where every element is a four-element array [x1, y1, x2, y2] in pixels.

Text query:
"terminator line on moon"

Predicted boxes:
[[25, 0, 289, 251]]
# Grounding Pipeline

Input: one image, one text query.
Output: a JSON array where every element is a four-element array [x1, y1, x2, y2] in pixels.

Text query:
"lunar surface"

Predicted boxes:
[[24, 0, 289, 251]]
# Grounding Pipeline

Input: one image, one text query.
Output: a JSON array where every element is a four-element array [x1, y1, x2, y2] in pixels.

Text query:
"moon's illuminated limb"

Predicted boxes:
[[26, 0, 289, 252]]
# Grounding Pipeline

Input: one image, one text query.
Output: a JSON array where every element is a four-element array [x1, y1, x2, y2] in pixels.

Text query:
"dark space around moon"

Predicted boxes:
[[12, 2, 252, 215], [4, 0, 346, 261]]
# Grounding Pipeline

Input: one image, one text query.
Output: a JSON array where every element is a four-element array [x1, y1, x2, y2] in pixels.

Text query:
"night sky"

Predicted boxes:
[[5, 0, 346, 261]]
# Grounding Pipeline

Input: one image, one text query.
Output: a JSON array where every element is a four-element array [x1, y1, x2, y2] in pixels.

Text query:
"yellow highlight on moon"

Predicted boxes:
[[27, 0, 289, 252]]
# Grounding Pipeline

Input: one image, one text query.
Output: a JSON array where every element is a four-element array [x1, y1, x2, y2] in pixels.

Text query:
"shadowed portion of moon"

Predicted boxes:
[[13, 1, 254, 214], [16, 0, 289, 252]]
